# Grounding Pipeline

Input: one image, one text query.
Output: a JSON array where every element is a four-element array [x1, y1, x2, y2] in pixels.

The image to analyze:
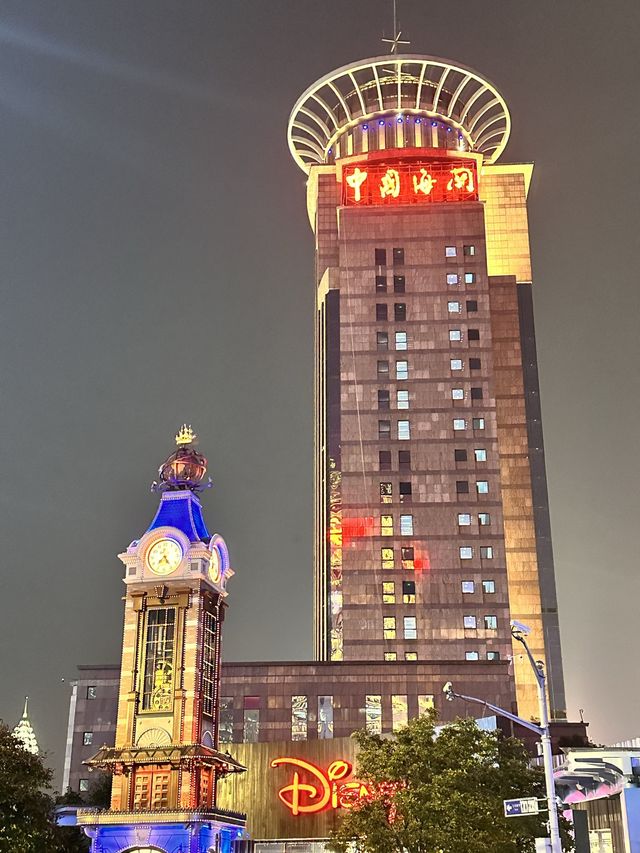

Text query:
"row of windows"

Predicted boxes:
[[383, 650, 500, 662], [379, 545, 494, 569], [378, 447, 488, 471], [378, 389, 410, 409], [376, 328, 480, 351], [379, 480, 491, 506], [373, 245, 477, 267], [376, 357, 482, 378], [380, 514, 414, 535], [464, 615, 498, 630], [382, 580, 416, 603], [375, 300, 478, 320], [378, 419, 411, 439], [374, 271, 476, 293]]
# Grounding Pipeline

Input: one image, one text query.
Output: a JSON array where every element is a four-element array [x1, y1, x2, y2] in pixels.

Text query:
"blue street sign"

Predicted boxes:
[[504, 797, 539, 817]]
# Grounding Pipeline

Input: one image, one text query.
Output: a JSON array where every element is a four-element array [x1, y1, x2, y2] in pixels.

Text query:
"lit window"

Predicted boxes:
[[86, 686, 97, 700], [447, 273, 459, 286], [478, 513, 491, 526], [398, 450, 411, 470], [83, 732, 93, 746], [448, 301, 461, 313], [381, 547, 394, 569], [385, 652, 397, 661], [465, 272, 475, 284], [470, 387, 483, 400], [484, 615, 498, 630], [383, 616, 396, 640], [463, 244, 476, 256], [393, 275, 405, 293], [452, 388, 464, 400], [402, 580, 416, 603], [482, 579, 496, 594], [476, 480, 489, 494], [394, 303, 406, 321], [465, 651, 479, 661], [375, 248, 387, 266], [376, 304, 388, 321], [463, 615, 477, 629], [401, 546, 414, 570], [450, 358, 463, 371], [378, 420, 391, 439], [456, 480, 469, 494], [418, 695, 434, 714], [405, 652, 418, 661], [381, 515, 393, 536], [468, 329, 480, 341], [366, 695, 382, 734], [449, 329, 462, 341], [395, 331, 407, 350], [474, 448, 487, 461], [380, 482, 393, 503], [393, 247, 405, 265], [469, 358, 481, 370], [377, 360, 389, 377], [458, 513, 471, 526], [291, 695, 308, 741], [243, 696, 260, 743], [318, 695, 334, 739], [377, 331, 389, 350], [392, 694, 408, 731], [400, 514, 414, 535], [487, 651, 500, 661], [461, 580, 475, 593], [473, 418, 485, 430], [79, 779, 90, 792], [399, 481, 412, 502], [453, 418, 466, 431], [378, 389, 390, 410], [445, 246, 457, 257], [454, 449, 467, 461], [376, 275, 387, 292], [397, 389, 409, 409], [398, 420, 410, 440], [460, 546, 473, 560], [396, 360, 408, 379], [142, 608, 176, 711], [382, 581, 396, 604], [403, 616, 417, 640], [219, 697, 234, 743], [202, 611, 216, 717], [379, 450, 391, 470], [480, 546, 494, 559]]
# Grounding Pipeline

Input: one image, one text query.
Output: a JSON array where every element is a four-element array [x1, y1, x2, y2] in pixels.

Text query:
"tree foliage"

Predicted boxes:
[[330, 710, 572, 853]]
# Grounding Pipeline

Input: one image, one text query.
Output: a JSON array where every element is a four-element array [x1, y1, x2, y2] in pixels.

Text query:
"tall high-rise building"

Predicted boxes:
[[288, 54, 565, 720]]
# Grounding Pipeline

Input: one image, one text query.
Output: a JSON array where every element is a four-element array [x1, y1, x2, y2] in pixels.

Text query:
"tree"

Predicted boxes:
[[0, 723, 61, 853], [330, 710, 573, 853]]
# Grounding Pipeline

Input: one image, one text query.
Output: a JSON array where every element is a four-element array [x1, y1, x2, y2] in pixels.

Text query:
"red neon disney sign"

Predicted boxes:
[[270, 757, 370, 816], [342, 160, 478, 206]]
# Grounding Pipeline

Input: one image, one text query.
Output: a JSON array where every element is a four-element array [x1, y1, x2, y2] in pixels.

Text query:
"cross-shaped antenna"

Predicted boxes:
[[382, 0, 410, 54]]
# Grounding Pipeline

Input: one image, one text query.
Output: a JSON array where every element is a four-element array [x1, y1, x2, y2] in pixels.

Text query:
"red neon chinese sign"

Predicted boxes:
[[271, 757, 370, 816], [343, 160, 478, 206]]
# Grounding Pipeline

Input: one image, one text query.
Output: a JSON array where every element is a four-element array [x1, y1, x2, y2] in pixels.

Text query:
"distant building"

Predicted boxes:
[[12, 697, 39, 755]]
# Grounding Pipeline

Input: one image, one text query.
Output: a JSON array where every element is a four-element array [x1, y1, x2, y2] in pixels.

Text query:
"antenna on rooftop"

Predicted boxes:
[[382, 0, 410, 54]]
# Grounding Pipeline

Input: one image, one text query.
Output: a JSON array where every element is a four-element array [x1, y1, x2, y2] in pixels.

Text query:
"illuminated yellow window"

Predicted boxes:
[[381, 515, 393, 536], [405, 652, 418, 661], [380, 482, 393, 503], [383, 616, 396, 640], [401, 546, 414, 570], [382, 582, 395, 604], [381, 547, 394, 569], [384, 652, 397, 661], [419, 695, 435, 715]]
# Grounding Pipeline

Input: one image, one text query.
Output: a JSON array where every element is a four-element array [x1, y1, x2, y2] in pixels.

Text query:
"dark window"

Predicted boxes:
[[376, 304, 388, 321], [379, 450, 391, 471], [394, 303, 406, 321], [86, 686, 97, 700], [399, 481, 412, 502], [472, 417, 485, 430], [469, 358, 481, 370], [454, 449, 468, 462], [456, 480, 470, 494], [398, 450, 411, 470], [375, 248, 387, 266], [377, 360, 390, 377], [470, 387, 483, 400], [393, 247, 404, 265], [401, 546, 414, 561], [487, 651, 500, 661], [468, 328, 480, 341], [378, 420, 391, 439], [463, 245, 476, 256], [393, 275, 405, 293], [375, 275, 387, 292], [378, 390, 390, 410], [402, 580, 416, 602], [466, 300, 478, 313], [377, 332, 389, 350]]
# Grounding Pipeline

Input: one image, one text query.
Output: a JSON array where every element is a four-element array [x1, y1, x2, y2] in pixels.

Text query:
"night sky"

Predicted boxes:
[[0, 0, 638, 785]]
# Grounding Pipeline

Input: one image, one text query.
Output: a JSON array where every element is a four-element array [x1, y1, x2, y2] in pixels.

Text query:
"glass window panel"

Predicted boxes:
[[142, 608, 176, 711], [482, 580, 496, 594], [377, 360, 390, 376], [291, 695, 308, 741], [418, 695, 435, 715], [400, 514, 413, 535], [480, 546, 494, 559], [377, 331, 389, 349], [382, 581, 395, 604], [487, 651, 500, 661], [463, 615, 477, 629], [378, 389, 390, 410], [398, 420, 410, 440], [476, 480, 489, 494], [458, 513, 472, 526], [474, 448, 487, 461], [384, 652, 397, 661], [484, 615, 498, 630], [403, 616, 417, 639], [453, 418, 466, 431], [376, 275, 387, 292], [405, 652, 418, 661], [447, 273, 459, 285], [83, 732, 93, 746], [383, 616, 396, 639], [449, 329, 462, 341], [393, 275, 405, 293], [381, 547, 394, 569], [465, 272, 475, 284], [219, 697, 234, 743], [450, 358, 463, 371], [381, 515, 393, 536], [380, 481, 393, 503], [465, 651, 479, 661], [478, 513, 491, 526], [395, 331, 407, 350], [461, 580, 475, 594], [459, 546, 473, 559], [402, 580, 416, 603], [401, 546, 414, 570], [202, 611, 216, 717], [445, 246, 457, 257], [396, 360, 408, 379], [473, 418, 485, 430], [448, 301, 461, 313], [463, 245, 476, 256], [452, 388, 464, 400], [397, 390, 409, 409], [366, 695, 382, 734], [392, 695, 408, 731]]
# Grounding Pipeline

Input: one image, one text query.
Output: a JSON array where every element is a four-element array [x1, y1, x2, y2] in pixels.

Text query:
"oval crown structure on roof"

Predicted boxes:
[[288, 54, 510, 173]]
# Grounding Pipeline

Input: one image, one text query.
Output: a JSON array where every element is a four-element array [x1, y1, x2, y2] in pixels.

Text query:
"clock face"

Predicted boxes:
[[147, 538, 183, 576], [208, 549, 222, 585]]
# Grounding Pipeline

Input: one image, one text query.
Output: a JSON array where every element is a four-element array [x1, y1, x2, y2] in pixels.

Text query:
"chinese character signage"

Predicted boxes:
[[343, 160, 478, 206]]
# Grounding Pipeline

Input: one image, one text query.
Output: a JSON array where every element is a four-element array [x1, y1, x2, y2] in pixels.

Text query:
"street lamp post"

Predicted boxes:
[[443, 620, 562, 853]]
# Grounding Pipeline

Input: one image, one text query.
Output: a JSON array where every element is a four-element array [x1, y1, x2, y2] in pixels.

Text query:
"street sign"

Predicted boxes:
[[504, 797, 540, 817]]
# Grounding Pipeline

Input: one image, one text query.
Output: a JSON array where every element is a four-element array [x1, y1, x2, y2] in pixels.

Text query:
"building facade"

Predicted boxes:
[[288, 54, 565, 720]]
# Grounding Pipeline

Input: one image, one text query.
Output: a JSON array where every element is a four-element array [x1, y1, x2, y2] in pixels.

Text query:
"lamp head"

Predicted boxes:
[[510, 619, 532, 638], [443, 681, 455, 701]]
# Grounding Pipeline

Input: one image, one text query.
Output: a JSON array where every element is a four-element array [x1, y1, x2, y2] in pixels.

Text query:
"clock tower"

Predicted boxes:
[[78, 427, 246, 853]]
